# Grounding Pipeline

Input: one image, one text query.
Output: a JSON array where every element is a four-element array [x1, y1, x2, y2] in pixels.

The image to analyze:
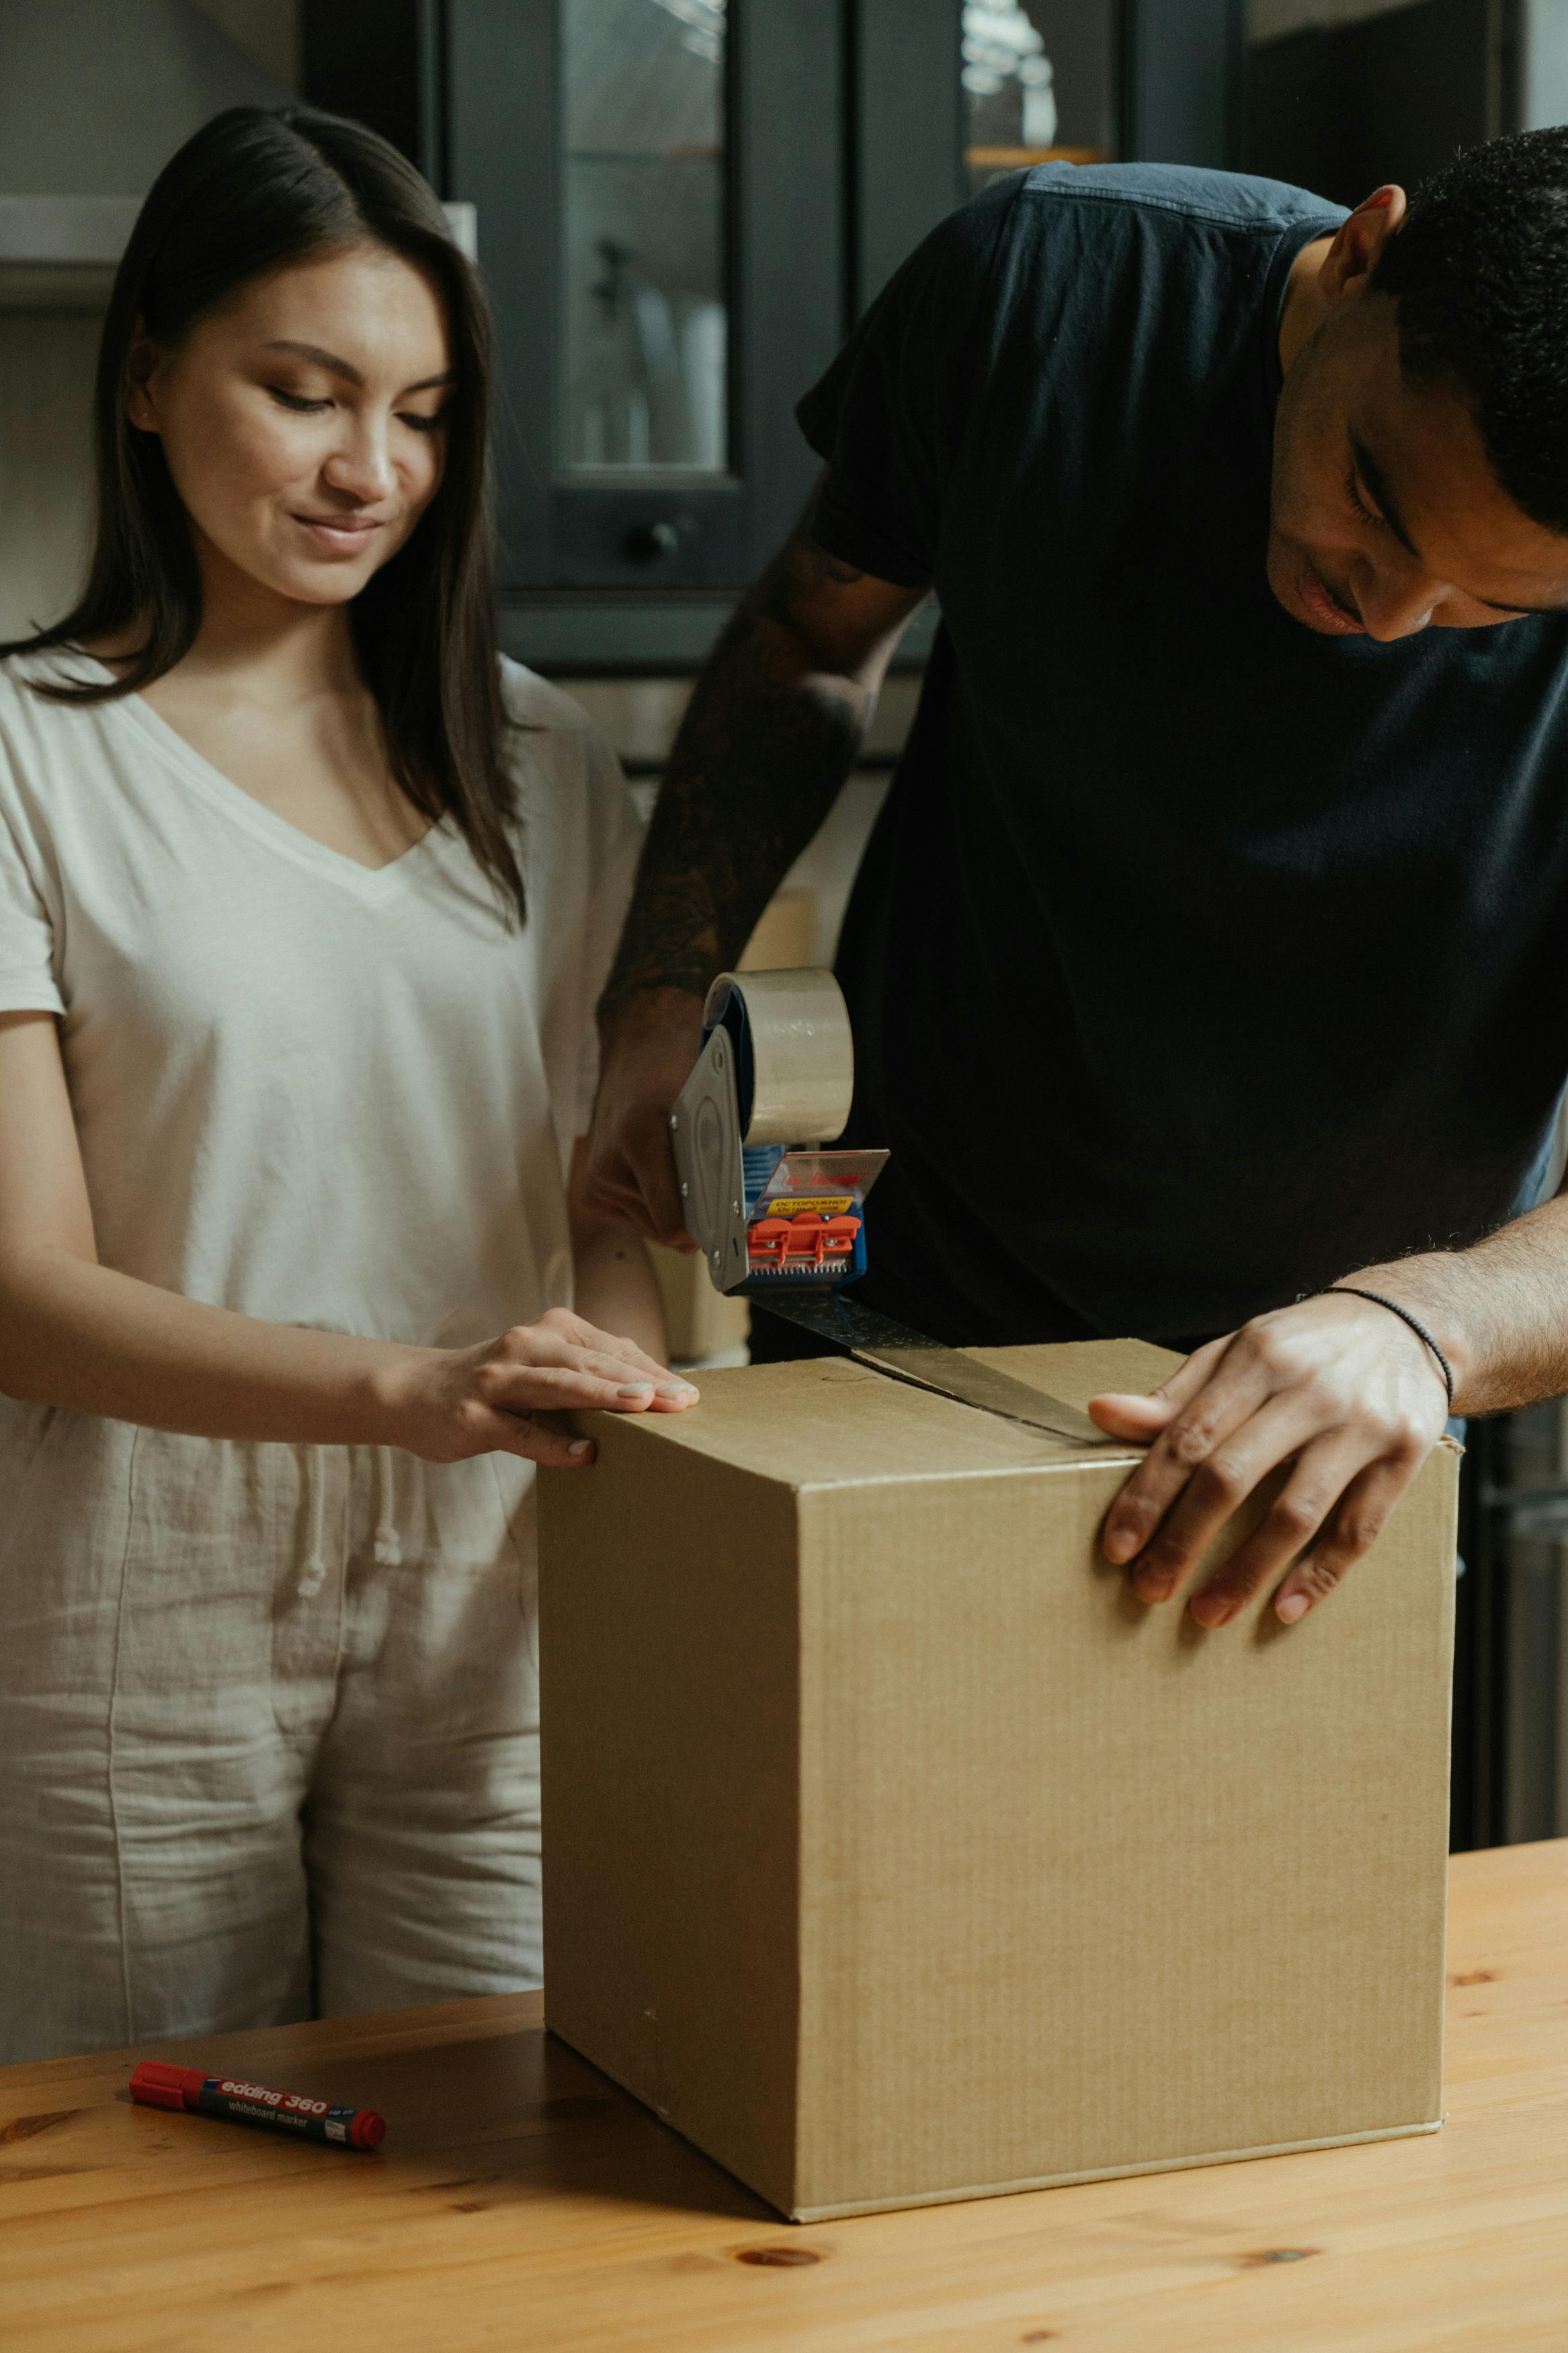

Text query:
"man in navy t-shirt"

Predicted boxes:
[[585, 130, 1568, 1634]]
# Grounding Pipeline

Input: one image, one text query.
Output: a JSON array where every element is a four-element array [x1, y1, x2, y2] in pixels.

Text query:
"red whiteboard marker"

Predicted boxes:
[[130, 2061, 386, 2149]]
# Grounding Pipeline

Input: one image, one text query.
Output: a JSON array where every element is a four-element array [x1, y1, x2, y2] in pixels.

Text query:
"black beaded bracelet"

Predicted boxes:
[[1321, 1285, 1456, 1413]]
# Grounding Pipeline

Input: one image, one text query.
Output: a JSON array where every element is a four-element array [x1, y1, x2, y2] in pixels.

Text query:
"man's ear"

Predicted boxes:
[[124, 317, 161, 434], [1317, 184, 1408, 309]]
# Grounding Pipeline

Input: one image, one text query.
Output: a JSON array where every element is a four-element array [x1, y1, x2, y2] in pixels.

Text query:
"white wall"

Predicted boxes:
[[0, 315, 100, 640], [188, 0, 296, 85], [0, 1, 297, 640]]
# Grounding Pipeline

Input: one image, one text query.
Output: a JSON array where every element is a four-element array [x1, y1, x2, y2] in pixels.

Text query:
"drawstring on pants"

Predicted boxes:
[[374, 1447, 403, 1566], [296, 1445, 404, 1599], [296, 1447, 329, 1599]]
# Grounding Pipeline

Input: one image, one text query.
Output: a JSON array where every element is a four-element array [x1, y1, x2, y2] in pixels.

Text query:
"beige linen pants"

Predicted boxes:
[[0, 1405, 542, 2064]]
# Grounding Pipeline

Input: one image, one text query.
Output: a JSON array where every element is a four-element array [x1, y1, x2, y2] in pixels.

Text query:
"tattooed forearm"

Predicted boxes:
[[599, 491, 924, 1022], [601, 628, 866, 1004]]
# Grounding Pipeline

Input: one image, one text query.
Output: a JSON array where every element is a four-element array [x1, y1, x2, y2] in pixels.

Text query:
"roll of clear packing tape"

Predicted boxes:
[[703, 967, 854, 1147]]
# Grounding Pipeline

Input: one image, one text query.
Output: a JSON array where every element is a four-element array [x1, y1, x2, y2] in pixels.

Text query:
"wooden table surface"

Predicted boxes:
[[3, 1841, 1566, 2352]]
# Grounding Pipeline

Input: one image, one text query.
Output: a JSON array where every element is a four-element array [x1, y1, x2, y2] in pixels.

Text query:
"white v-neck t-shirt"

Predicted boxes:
[[0, 649, 642, 1349]]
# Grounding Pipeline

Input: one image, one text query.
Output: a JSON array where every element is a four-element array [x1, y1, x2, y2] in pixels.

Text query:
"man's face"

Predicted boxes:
[[1269, 288, 1568, 639]]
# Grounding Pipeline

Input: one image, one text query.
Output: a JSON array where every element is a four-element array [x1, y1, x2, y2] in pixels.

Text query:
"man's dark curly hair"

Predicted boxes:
[[1371, 126, 1568, 533]]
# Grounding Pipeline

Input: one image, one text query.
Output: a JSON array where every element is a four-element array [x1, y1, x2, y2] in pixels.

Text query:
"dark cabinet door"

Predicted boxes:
[[306, 0, 843, 596]]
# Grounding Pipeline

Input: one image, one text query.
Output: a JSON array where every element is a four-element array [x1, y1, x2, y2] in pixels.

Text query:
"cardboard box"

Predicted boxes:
[[539, 1338, 1458, 2222]]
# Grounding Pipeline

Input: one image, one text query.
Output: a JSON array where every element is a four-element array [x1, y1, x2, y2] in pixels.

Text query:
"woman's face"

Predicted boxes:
[[126, 241, 454, 608]]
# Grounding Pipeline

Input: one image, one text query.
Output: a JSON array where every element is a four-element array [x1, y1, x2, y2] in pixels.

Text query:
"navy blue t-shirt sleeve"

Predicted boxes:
[[795, 176, 1023, 586]]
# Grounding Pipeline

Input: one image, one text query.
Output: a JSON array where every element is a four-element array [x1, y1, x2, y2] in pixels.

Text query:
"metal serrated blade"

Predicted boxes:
[[761, 1291, 1116, 1446]]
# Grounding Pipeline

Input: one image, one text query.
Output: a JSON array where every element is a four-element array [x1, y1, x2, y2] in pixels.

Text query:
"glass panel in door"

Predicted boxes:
[[962, 1, 1118, 196], [560, 0, 729, 472]]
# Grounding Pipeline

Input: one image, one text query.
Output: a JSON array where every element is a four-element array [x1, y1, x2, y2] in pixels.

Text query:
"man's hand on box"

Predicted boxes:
[[1085, 1287, 1454, 1627]]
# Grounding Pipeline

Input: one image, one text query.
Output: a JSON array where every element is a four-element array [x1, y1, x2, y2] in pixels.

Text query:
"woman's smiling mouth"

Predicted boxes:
[[291, 512, 386, 553]]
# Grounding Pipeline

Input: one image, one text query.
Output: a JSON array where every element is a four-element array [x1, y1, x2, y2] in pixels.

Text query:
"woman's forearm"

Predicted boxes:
[[572, 1222, 669, 1363], [0, 1236, 690, 1467], [0, 1241, 402, 1442]]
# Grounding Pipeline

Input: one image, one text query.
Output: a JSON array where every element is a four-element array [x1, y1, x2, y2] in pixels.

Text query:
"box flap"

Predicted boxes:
[[585, 1339, 1178, 1489]]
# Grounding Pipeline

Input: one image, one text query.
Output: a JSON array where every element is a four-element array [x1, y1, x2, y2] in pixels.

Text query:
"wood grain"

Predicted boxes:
[[2, 1843, 1565, 2350]]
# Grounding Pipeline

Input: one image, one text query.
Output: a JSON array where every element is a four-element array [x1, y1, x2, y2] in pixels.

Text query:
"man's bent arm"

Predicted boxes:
[[586, 482, 927, 1238]]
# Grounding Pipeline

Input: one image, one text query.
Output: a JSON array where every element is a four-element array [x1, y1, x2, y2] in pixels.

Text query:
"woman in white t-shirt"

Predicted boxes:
[[0, 106, 697, 2064]]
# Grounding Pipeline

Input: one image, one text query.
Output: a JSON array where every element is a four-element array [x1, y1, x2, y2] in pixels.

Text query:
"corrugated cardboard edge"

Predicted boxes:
[[786, 2115, 1445, 2223]]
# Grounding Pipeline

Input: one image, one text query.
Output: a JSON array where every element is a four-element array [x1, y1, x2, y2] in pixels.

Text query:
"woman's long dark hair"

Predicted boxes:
[[2, 105, 523, 915]]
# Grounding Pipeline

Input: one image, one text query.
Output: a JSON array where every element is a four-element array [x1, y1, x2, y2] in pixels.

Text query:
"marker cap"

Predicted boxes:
[[129, 2061, 205, 2111], [349, 2108, 387, 2149]]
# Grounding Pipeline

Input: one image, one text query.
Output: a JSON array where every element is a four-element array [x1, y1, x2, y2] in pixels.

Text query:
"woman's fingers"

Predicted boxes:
[[480, 1357, 686, 1417], [522, 1312, 698, 1403], [552, 1346, 681, 1398], [573, 1349, 699, 1408], [537, 1305, 666, 1367], [481, 1409, 596, 1469]]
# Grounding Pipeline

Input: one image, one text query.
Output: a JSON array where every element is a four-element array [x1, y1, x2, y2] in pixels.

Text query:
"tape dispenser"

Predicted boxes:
[[669, 969, 1112, 1443], [669, 969, 889, 1297]]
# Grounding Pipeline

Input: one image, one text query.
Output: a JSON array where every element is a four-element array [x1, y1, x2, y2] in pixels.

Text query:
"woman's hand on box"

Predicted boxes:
[[1085, 1286, 1454, 1626], [374, 1307, 698, 1468]]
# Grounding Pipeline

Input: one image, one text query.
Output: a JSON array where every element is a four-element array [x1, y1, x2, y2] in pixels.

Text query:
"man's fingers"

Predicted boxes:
[[1184, 1434, 1376, 1627], [1089, 1335, 1230, 1441], [1119, 1392, 1338, 1606], [601, 1106, 692, 1246], [585, 1166, 688, 1251], [1085, 1391, 1173, 1441], [636, 1157, 693, 1248], [579, 1169, 653, 1232], [583, 988, 706, 1241], [577, 1120, 685, 1242], [1099, 1333, 1272, 1567], [1270, 1456, 1415, 1624], [1095, 1295, 1446, 1626]]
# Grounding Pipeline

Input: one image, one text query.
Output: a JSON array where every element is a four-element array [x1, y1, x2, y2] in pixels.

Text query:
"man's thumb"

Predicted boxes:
[[1087, 1388, 1178, 1439]]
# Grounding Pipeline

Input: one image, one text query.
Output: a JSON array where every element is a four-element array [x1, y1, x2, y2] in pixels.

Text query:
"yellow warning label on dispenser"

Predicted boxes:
[[757, 1196, 855, 1219]]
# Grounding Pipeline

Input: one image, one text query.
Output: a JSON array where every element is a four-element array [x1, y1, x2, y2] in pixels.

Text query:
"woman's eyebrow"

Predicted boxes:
[[263, 339, 455, 395]]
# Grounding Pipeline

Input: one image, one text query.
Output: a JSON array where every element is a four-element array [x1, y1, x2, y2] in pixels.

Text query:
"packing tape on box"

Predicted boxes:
[[705, 967, 855, 1146]]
